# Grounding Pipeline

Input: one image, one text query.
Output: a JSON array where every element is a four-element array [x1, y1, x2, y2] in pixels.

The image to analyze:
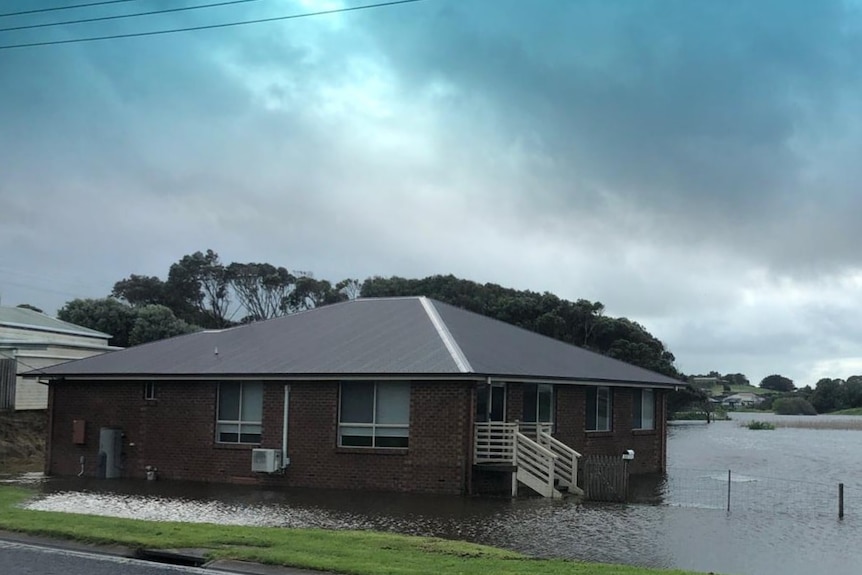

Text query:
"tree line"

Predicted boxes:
[[683, 369, 862, 414], [55, 250, 681, 379]]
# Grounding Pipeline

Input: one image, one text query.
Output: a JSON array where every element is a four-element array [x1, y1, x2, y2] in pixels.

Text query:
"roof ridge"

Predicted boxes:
[[419, 297, 472, 373]]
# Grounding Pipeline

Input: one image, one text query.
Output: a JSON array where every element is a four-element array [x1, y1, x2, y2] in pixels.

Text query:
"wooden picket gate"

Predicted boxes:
[[583, 455, 629, 502]]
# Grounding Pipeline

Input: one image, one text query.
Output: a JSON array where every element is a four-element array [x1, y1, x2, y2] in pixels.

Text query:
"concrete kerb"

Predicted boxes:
[[0, 530, 333, 575]]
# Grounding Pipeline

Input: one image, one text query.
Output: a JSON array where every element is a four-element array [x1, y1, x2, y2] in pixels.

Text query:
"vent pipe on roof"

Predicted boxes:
[[214, 346, 219, 357]]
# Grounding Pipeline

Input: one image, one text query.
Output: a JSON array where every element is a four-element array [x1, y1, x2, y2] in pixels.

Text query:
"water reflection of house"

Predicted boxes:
[[0, 306, 113, 410], [30, 297, 682, 498], [721, 392, 764, 409]]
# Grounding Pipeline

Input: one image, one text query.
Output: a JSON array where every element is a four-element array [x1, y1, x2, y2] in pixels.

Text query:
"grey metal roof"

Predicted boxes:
[[33, 297, 682, 387], [0, 306, 111, 339], [432, 300, 681, 386]]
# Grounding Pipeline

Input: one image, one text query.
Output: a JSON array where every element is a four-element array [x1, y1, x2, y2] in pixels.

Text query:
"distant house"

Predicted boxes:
[[721, 392, 763, 409], [0, 306, 114, 410], [32, 297, 682, 497]]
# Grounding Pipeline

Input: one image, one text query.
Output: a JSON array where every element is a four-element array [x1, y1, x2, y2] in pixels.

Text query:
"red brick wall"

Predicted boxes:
[[47, 379, 474, 495], [47, 379, 666, 495], [554, 386, 667, 474]]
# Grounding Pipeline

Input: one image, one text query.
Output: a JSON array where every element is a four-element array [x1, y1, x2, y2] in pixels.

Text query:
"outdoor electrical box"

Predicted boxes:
[[251, 449, 282, 473], [72, 420, 86, 444]]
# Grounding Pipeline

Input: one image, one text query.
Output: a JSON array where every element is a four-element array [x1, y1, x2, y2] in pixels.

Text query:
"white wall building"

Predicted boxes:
[[0, 306, 115, 410]]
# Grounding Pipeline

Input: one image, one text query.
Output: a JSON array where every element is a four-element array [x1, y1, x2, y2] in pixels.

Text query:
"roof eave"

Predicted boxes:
[[31, 371, 682, 389]]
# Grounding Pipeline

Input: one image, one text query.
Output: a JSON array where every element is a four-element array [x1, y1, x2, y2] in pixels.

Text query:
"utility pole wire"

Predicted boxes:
[[0, 0, 427, 50], [0, 0, 267, 33], [0, 0, 140, 18]]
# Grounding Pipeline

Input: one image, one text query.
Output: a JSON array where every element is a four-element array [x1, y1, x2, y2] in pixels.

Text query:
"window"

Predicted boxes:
[[586, 386, 612, 431], [632, 388, 655, 430], [339, 381, 410, 448], [476, 383, 506, 422], [522, 383, 554, 424], [216, 382, 263, 444], [144, 382, 156, 400]]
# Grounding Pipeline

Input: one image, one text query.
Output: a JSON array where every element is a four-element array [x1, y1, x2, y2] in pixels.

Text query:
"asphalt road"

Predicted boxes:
[[0, 540, 213, 575]]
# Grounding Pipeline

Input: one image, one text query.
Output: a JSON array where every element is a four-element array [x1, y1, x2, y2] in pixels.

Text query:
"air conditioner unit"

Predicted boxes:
[[251, 449, 282, 473]]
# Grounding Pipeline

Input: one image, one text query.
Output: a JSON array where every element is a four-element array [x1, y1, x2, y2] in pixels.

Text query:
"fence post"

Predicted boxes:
[[726, 470, 732, 513], [839, 483, 844, 520]]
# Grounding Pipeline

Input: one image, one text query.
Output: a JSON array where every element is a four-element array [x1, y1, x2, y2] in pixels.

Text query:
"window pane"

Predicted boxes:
[[339, 425, 372, 437], [376, 435, 409, 448], [375, 426, 409, 437], [241, 382, 263, 422], [522, 384, 537, 422], [642, 389, 655, 430], [341, 382, 374, 423], [632, 388, 643, 429], [597, 387, 610, 431], [586, 387, 597, 430], [376, 382, 410, 424], [240, 423, 262, 436], [538, 384, 553, 423], [218, 383, 240, 420], [339, 425, 373, 447], [476, 386, 489, 422], [490, 385, 505, 421], [217, 422, 239, 443]]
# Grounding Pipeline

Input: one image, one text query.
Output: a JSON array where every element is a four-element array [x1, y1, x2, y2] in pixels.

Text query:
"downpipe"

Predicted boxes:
[[78, 455, 85, 477]]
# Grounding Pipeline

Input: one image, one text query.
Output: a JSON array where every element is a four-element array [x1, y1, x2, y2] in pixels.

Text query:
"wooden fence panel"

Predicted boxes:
[[584, 455, 629, 502], [0, 358, 16, 411]]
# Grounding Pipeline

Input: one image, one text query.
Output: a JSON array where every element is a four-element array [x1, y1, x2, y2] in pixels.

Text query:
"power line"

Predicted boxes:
[[0, 0, 139, 19], [0, 0, 267, 33], [0, 0, 427, 50], [0, 278, 95, 300]]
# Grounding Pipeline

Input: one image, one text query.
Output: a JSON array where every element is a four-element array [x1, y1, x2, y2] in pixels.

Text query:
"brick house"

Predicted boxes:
[[32, 297, 682, 497]]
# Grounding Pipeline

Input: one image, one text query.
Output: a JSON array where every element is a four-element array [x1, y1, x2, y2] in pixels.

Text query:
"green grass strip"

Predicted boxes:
[[0, 485, 704, 575]]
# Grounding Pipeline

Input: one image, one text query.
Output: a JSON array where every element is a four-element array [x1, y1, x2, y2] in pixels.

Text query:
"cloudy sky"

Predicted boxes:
[[2, 0, 862, 387]]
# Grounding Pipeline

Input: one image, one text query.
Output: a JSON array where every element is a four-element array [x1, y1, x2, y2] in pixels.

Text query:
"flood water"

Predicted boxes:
[[10, 412, 862, 575]]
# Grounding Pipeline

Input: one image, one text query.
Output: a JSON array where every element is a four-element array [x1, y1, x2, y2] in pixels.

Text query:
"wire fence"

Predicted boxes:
[[663, 467, 851, 519]]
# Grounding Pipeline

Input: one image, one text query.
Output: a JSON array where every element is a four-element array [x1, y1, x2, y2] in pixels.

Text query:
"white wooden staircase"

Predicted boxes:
[[474, 422, 583, 498]]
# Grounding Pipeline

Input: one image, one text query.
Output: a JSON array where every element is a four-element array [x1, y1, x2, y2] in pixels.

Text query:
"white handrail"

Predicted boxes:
[[475, 422, 582, 497], [474, 422, 518, 463], [515, 431, 557, 496], [538, 429, 581, 493]]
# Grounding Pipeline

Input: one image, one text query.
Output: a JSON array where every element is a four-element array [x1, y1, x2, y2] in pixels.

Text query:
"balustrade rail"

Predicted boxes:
[[474, 422, 582, 497]]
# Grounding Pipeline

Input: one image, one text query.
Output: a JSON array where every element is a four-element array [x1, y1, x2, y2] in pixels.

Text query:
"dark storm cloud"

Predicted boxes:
[[360, 0, 862, 271], [2, 0, 862, 386]]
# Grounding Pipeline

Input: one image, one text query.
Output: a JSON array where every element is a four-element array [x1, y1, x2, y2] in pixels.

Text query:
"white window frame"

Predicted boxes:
[[144, 381, 157, 401], [633, 388, 655, 430], [522, 383, 554, 426], [587, 386, 612, 432], [216, 381, 263, 444], [338, 381, 410, 449]]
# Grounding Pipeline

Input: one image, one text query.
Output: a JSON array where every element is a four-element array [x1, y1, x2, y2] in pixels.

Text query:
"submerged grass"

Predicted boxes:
[[745, 421, 775, 430], [0, 485, 704, 575], [771, 418, 862, 430]]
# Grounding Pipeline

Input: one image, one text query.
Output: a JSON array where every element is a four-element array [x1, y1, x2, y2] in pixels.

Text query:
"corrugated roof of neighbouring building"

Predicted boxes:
[[0, 306, 111, 339]]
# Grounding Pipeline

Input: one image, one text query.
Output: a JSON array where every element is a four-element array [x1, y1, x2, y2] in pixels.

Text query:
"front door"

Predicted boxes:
[[477, 382, 506, 422]]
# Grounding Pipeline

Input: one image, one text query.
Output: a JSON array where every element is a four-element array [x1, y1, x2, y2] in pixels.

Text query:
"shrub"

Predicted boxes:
[[772, 397, 817, 415], [746, 420, 776, 430]]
